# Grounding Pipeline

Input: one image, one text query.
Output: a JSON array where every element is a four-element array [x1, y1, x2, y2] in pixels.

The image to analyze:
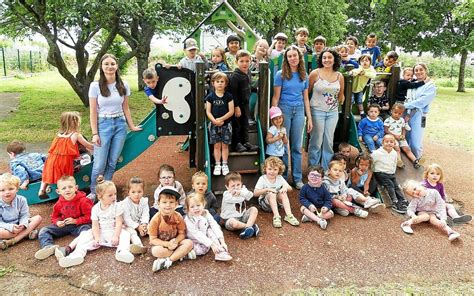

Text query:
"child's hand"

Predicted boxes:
[[358, 136, 363, 143], [373, 135, 379, 141], [64, 217, 77, 225], [93, 239, 100, 248], [309, 204, 317, 212], [321, 207, 329, 214], [139, 224, 148, 236], [92, 135, 101, 147], [168, 239, 178, 250], [234, 106, 242, 118], [160, 96, 168, 104], [130, 125, 143, 132], [56, 220, 66, 227], [359, 70, 365, 76], [279, 187, 287, 194], [199, 52, 206, 59], [111, 235, 119, 247], [215, 119, 224, 127], [12, 225, 24, 234], [363, 190, 370, 196], [19, 182, 28, 190], [267, 188, 277, 194]]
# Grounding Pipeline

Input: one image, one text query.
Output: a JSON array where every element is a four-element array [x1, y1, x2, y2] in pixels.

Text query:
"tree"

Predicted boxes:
[[0, 0, 121, 106]]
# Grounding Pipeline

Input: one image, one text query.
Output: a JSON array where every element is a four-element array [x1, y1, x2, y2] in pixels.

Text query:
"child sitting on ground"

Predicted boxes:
[[338, 142, 360, 171], [0, 173, 42, 250], [268, 32, 288, 59], [254, 157, 299, 228], [323, 161, 382, 218], [206, 72, 234, 176], [149, 186, 195, 272], [187, 171, 220, 222], [293, 27, 312, 55], [221, 172, 259, 239], [401, 180, 460, 241], [7, 140, 46, 190], [225, 34, 241, 71], [151, 164, 186, 217], [39, 111, 93, 199], [330, 152, 351, 183], [395, 67, 426, 103], [422, 164, 472, 225], [372, 135, 408, 214], [178, 38, 209, 72], [184, 193, 232, 261], [34, 176, 92, 260], [350, 54, 376, 118], [56, 177, 134, 267], [121, 176, 150, 256], [142, 68, 168, 105], [299, 166, 334, 230], [384, 103, 420, 168], [358, 104, 384, 152], [368, 81, 391, 120], [265, 106, 288, 160], [349, 153, 377, 197]]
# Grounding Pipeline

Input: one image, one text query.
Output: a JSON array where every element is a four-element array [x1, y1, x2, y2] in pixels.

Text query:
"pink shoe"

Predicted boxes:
[[215, 251, 232, 261]]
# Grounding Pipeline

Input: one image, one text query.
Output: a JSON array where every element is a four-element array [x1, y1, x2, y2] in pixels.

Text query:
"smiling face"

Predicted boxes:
[[128, 183, 144, 204], [403, 69, 414, 80], [383, 56, 397, 68], [101, 57, 118, 77], [286, 49, 300, 69], [158, 194, 178, 216], [192, 176, 208, 194], [346, 39, 357, 54], [237, 55, 250, 73], [187, 198, 205, 217], [271, 115, 283, 128], [382, 136, 396, 151], [276, 39, 286, 51], [159, 170, 175, 187], [365, 37, 377, 48], [228, 41, 240, 54], [0, 181, 18, 204], [264, 165, 279, 179], [321, 51, 335, 69], [414, 64, 427, 81], [56, 179, 78, 201], [338, 47, 348, 59], [308, 170, 323, 187], [405, 183, 426, 199], [256, 40, 269, 56]]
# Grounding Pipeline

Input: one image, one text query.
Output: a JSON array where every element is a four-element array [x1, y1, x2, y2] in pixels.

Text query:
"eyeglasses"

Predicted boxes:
[[308, 173, 322, 179], [160, 176, 174, 180]]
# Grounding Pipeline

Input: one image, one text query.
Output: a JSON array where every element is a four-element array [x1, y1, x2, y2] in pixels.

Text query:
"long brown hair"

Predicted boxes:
[[281, 46, 306, 81], [99, 54, 126, 97]]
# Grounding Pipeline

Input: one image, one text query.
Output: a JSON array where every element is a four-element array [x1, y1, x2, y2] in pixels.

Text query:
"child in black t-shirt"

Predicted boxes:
[[205, 72, 234, 176], [395, 67, 425, 102], [368, 80, 391, 120]]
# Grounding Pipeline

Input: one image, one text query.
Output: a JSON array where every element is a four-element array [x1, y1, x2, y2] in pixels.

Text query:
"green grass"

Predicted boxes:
[[0, 72, 153, 143]]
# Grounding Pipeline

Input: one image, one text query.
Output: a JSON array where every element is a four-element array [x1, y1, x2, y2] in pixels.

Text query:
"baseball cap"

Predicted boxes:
[[269, 106, 283, 120], [274, 33, 288, 40], [184, 38, 198, 51], [157, 186, 181, 201]]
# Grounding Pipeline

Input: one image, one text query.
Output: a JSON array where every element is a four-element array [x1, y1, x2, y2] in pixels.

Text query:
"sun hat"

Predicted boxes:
[[269, 106, 283, 120], [274, 33, 288, 40], [184, 38, 198, 51]]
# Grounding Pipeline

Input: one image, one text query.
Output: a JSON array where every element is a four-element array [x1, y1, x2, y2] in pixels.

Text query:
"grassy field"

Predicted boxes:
[[0, 72, 472, 150]]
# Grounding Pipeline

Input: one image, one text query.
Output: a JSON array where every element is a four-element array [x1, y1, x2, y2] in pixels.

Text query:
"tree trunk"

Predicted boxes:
[[457, 49, 467, 93]]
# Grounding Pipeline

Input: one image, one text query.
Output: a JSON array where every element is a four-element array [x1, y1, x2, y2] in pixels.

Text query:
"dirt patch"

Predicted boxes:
[[0, 137, 473, 295], [0, 92, 20, 121]]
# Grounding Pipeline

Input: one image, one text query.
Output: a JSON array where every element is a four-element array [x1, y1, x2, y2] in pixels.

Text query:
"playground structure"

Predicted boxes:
[[19, 0, 406, 205]]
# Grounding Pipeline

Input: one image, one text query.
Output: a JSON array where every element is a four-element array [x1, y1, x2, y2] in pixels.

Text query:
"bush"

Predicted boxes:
[[399, 53, 474, 79]]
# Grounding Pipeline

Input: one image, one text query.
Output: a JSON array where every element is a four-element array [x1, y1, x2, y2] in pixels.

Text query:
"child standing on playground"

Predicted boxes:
[[346, 36, 361, 61], [384, 103, 420, 168], [209, 47, 228, 72], [0, 173, 42, 250], [401, 180, 461, 241], [350, 54, 376, 118], [221, 172, 259, 239], [187, 171, 220, 222], [56, 177, 134, 267], [121, 176, 150, 255], [251, 39, 270, 71], [39, 111, 93, 198], [395, 67, 426, 102], [149, 187, 195, 272], [368, 81, 391, 120], [293, 27, 312, 55], [7, 140, 46, 190], [225, 34, 241, 71], [349, 153, 377, 197], [230, 50, 258, 153], [184, 193, 232, 261], [142, 68, 168, 105], [361, 33, 382, 65], [374, 51, 399, 74], [372, 135, 408, 214], [34, 176, 92, 260], [254, 157, 299, 228], [178, 38, 209, 72], [299, 166, 334, 229], [422, 164, 472, 224], [151, 164, 186, 217], [358, 104, 384, 152], [338, 44, 359, 72], [268, 32, 288, 59], [265, 106, 288, 160], [206, 72, 234, 176]]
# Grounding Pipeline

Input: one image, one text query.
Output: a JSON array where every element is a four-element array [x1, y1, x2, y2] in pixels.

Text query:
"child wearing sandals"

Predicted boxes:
[[299, 166, 334, 230], [323, 160, 383, 218], [349, 153, 378, 198], [121, 176, 150, 256], [221, 172, 259, 239], [184, 193, 232, 261], [149, 186, 195, 272], [0, 173, 42, 250], [401, 180, 461, 241], [56, 176, 134, 267], [422, 164, 471, 225], [254, 157, 299, 228]]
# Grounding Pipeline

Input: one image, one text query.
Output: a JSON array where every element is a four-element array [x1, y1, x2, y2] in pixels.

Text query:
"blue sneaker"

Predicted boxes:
[[239, 227, 254, 239], [252, 224, 260, 237]]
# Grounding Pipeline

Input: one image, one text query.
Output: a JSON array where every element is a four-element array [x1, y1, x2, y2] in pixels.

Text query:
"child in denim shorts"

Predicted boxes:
[[206, 72, 234, 176]]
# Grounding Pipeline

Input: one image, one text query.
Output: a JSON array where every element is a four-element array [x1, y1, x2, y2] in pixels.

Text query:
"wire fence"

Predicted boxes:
[[0, 48, 51, 77]]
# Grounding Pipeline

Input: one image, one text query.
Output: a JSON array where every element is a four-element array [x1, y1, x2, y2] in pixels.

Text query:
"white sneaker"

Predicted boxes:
[[400, 222, 414, 234], [59, 256, 84, 268], [186, 249, 197, 260], [363, 197, 379, 209], [213, 164, 222, 176], [115, 250, 134, 263], [152, 258, 167, 272], [334, 208, 350, 216], [318, 218, 328, 230], [35, 245, 58, 260], [295, 181, 304, 190], [368, 203, 385, 214], [448, 231, 460, 241], [86, 193, 96, 202], [354, 208, 368, 218], [221, 164, 229, 176], [301, 214, 311, 223]]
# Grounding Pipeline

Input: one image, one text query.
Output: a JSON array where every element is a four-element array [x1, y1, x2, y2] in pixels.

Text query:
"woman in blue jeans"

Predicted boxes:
[[308, 48, 345, 170], [271, 46, 312, 189], [88, 54, 142, 199]]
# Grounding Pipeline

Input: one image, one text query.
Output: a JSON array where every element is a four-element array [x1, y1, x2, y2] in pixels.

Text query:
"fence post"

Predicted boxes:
[[388, 65, 400, 106], [17, 49, 21, 70], [195, 62, 206, 171], [258, 61, 269, 135], [342, 65, 354, 143], [29, 50, 33, 73], [1, 48, 6, 77]]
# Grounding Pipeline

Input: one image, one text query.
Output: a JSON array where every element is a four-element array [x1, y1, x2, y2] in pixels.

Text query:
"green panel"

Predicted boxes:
[[190, 29, 202, 45], [210, 5, 236, 23], [348, 113, 361, 149], [244, 31, 257, 51]]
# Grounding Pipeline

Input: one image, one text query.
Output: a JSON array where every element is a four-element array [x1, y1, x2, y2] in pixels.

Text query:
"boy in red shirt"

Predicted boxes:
[[34, 176, 93, 260]]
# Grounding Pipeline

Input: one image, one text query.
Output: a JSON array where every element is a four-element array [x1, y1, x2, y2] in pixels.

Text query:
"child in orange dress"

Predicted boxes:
[[39, 111, 93, 198]]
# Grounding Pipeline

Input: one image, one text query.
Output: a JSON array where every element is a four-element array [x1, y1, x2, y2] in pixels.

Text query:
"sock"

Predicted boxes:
[[360, 111, 365, 115], [222, 162, 227, 166], [215, 162, 221, 166]]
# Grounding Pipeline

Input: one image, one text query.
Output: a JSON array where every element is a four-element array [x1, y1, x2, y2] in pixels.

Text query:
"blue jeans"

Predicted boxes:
[[406, 110, 423, 159], [38, 224, 91, 248], [308, 109, 339, 170], [363, 134, 382, 152], [279, 104, 305, 183], [352, 91, 364, 105], [90, 116, 128, 194]]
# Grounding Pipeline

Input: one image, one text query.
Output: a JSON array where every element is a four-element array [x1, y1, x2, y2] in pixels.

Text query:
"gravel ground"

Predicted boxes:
[[0, 136, 473, 295]]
